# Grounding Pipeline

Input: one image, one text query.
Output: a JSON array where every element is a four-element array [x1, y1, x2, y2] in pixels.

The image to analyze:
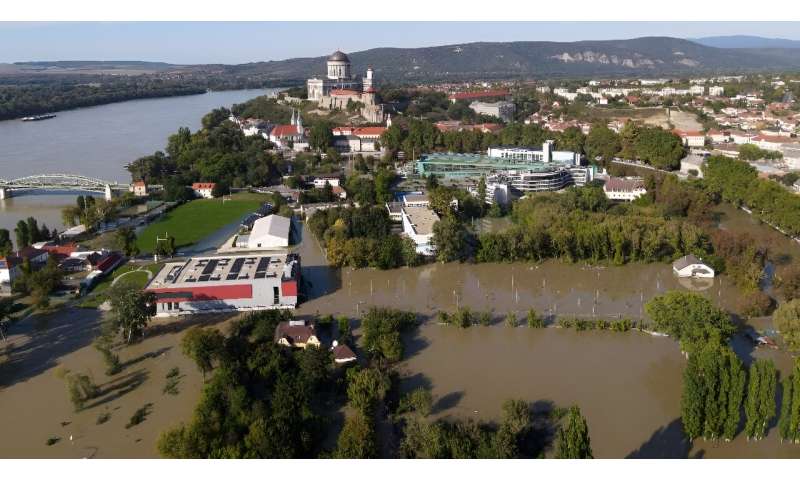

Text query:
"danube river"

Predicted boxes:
[[0, 88, 278, 234]]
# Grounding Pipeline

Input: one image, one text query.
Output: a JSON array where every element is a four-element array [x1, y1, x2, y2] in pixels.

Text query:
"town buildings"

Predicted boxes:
[[469, 101, 516, 122], [144, 253, 301, 317], [332, 125, 386, 152], [268, 109, 307, 150]]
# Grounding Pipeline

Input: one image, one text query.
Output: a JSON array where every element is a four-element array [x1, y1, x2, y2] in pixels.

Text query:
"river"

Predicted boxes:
[[0, 88, 279, 235]]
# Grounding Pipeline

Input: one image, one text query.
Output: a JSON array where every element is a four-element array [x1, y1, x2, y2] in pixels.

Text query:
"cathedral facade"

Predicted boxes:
[[307, 50, 383, 123]]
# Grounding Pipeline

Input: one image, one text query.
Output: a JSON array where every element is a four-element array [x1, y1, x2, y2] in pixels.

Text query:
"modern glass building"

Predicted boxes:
[[415, 141, 594, 192]]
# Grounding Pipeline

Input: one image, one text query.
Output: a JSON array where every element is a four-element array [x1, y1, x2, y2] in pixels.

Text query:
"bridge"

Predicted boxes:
[[0, 174, 128, 201]]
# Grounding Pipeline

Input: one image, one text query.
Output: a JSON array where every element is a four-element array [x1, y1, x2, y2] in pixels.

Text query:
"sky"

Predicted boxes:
[[2, 22, 800, 65]]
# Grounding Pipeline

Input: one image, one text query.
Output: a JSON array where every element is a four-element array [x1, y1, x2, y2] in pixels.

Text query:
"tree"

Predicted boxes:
[[398, 388, 433, 417], [555, 405, 593, 459], [115, 226, 140, 257], [526, 309, 544, 328], [14, 220, 29, 249], [476, 176, 487, 215], [211, 181, 229, 198], [0, 229, 12, 257], [181, 326, 225, 379], [109, 283, 156, 343], [774, 299, 800, 352], [432, 216, 476, 263], [744, 359, 777, 441], [334, 412, 377, 458], [309, 121, 333, 152], [585, 123, 621, 163], [645, 291, 735, 350], [680, 342, 745, 441], [778, 358, 800, 444], [346, 367, 390, 415]]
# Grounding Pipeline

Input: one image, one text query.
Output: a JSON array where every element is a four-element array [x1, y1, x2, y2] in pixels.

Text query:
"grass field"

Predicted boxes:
[[78, 263, 165, 308], [136, 194, 265, 254]]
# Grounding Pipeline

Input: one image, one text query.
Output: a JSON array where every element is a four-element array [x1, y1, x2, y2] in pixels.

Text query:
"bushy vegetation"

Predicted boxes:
[[158, 310, 340, 458], [360, 308, 418, 363], [308, 205, 421, 269]]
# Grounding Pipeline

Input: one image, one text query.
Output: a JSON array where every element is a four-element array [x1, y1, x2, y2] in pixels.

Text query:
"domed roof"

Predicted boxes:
[[327, 50, 350, 63]]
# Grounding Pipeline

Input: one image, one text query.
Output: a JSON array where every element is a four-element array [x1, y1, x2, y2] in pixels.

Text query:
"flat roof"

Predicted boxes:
[[417, 153, 567, 172], [146, 253, 296, 290], [402, 206, 440, 236]]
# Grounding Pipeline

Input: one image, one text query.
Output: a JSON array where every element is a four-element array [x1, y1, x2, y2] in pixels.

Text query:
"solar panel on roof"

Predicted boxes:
[[198, 274, 211, 282], [201, 260, 218, 275], [230, 258, 245, 275], [256, 257, 270, 273], [254, 272, 266, 279]]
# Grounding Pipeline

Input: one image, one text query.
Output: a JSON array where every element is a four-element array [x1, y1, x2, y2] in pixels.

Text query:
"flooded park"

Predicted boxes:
[[1, 203, 799, 458]]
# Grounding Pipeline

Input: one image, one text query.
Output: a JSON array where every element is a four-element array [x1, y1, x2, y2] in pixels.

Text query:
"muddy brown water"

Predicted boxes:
[[1, 205, 799, 458]]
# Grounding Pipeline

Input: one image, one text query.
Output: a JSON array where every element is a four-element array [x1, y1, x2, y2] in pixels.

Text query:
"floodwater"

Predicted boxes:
[[0, 88, 278, 234], [293, 222, 800, 458]]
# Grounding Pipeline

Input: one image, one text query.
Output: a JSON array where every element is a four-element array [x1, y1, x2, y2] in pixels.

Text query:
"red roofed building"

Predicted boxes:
[[448, 89, 509, 103], [673, 129, 706, 148], [130, 180, 148, 197], [192, 182, 216, 199], [603, 176, 647, 202]]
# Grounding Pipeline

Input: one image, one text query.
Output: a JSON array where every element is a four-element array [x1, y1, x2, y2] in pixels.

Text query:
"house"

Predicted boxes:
[[674, 130, 706, 148], [672, 254, 715, 278], [707, 129, 730, 144], [312, 175, 341, 189], [793, 179, 800, 194], [275, 321, 321, 349], [401, 205, 440, 256], [0, 256, 21, 295], [603, 177, 647, 202], [331, 341, 357, 364], [192, 182, 216, 199], [402, 194, 430, 208], [245, 214, 291, 250], [130, 180, 148, 197], [16, 246, 49, 265]]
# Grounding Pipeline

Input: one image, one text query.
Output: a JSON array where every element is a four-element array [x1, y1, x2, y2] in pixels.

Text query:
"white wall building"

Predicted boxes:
[[401, 206, 440, 256], [603, 177, 647, 202], [246, 215, 291, 250], [469, 101, 516, 122]]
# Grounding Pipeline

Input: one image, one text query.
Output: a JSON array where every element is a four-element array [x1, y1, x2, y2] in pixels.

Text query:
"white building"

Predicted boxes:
[[488, 141, 581, 166], [709, 86, 725, 96], [468, 181, 511, 205], [0, 256, 21, 295], [603, 177, 647, 202], [145, 253, 301, 317], [401, 206, 440, 256], [469, 101, 516, 122], [312, 175, 341, 189], [672, 254, 715, 278], [675, 130, 706, 148], [245, 215, 291, 250], [192, 182, 216, 199], [402, 194, 430, 208]]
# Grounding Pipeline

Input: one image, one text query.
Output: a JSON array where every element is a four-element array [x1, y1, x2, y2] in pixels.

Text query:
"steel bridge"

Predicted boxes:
[[0, 174, 127, 200]]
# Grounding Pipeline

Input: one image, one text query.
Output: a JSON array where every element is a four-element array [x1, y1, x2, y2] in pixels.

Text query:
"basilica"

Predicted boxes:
[[307, 50, 384, 123]]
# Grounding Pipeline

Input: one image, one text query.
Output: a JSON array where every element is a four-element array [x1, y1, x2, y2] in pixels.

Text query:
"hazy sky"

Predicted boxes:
[[2, 21, 800, 64]]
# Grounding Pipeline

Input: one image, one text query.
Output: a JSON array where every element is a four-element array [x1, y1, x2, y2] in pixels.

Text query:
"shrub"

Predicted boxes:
[[478, 311, 492, 326], [66, 372, 98, 412], [505, 312, 517, 328], [126, 403, 153, 429], [557, 318, 574, 329], [526, 309, 544, 328]]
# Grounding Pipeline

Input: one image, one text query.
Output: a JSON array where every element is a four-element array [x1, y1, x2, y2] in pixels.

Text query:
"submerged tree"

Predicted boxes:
[[555, 405, 593, 459], [778, 359, 800, 443], [744, 359, 777, 441]]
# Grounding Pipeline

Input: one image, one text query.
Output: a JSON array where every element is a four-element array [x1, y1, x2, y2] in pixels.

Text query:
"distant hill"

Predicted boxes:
[[215, 37, 800, 83], [691, 35, 800, 49], [7, 37, 800, 85]]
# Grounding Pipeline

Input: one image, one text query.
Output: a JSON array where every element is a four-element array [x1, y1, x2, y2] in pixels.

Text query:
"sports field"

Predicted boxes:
[[136, 193, 265, 254]]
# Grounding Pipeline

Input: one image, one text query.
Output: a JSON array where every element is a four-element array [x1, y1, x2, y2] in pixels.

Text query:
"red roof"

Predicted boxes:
[[192, 182, 216, 190], [353, 126, 386, 136], [270, 125, 300, 137], [448, 89, 509, 101], [133, 180, 146, 187], [753, 134, 790, 143], [673, 129, 704, 137], [41, 243, 78, 258]]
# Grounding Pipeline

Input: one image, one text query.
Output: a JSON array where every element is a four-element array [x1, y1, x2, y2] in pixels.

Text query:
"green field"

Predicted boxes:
[[136, 194, 265, 254], [78, 263, 165, 308]]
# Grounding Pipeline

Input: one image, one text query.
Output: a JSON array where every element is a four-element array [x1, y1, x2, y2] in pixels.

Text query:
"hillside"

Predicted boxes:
[[218, 37, 800, 82], [692, 35, 800, 49]]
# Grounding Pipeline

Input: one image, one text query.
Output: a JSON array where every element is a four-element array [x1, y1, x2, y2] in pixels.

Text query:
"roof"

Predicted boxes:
[[145, 253, 299, 291], [327, 50, 350, 62], [603, 177, 645, 193], [270, 125, 300, 137], [672, 254, 704, 271], [448, 89, 509, 101], [275, 321, 317, 345], [192, 182, 216, 190], [332, 343, 357, 362], [402, 206, 440, 236], [133, 180, 146, 187], [249, 215, 291, 245], [17, 246, 47, 261]]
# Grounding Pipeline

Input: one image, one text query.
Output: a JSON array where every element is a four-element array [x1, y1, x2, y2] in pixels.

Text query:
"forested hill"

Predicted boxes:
[[223, 36, 800, 82]]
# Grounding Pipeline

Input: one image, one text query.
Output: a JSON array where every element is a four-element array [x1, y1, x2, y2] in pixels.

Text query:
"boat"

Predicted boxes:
[[21, 113, 57, 122]]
